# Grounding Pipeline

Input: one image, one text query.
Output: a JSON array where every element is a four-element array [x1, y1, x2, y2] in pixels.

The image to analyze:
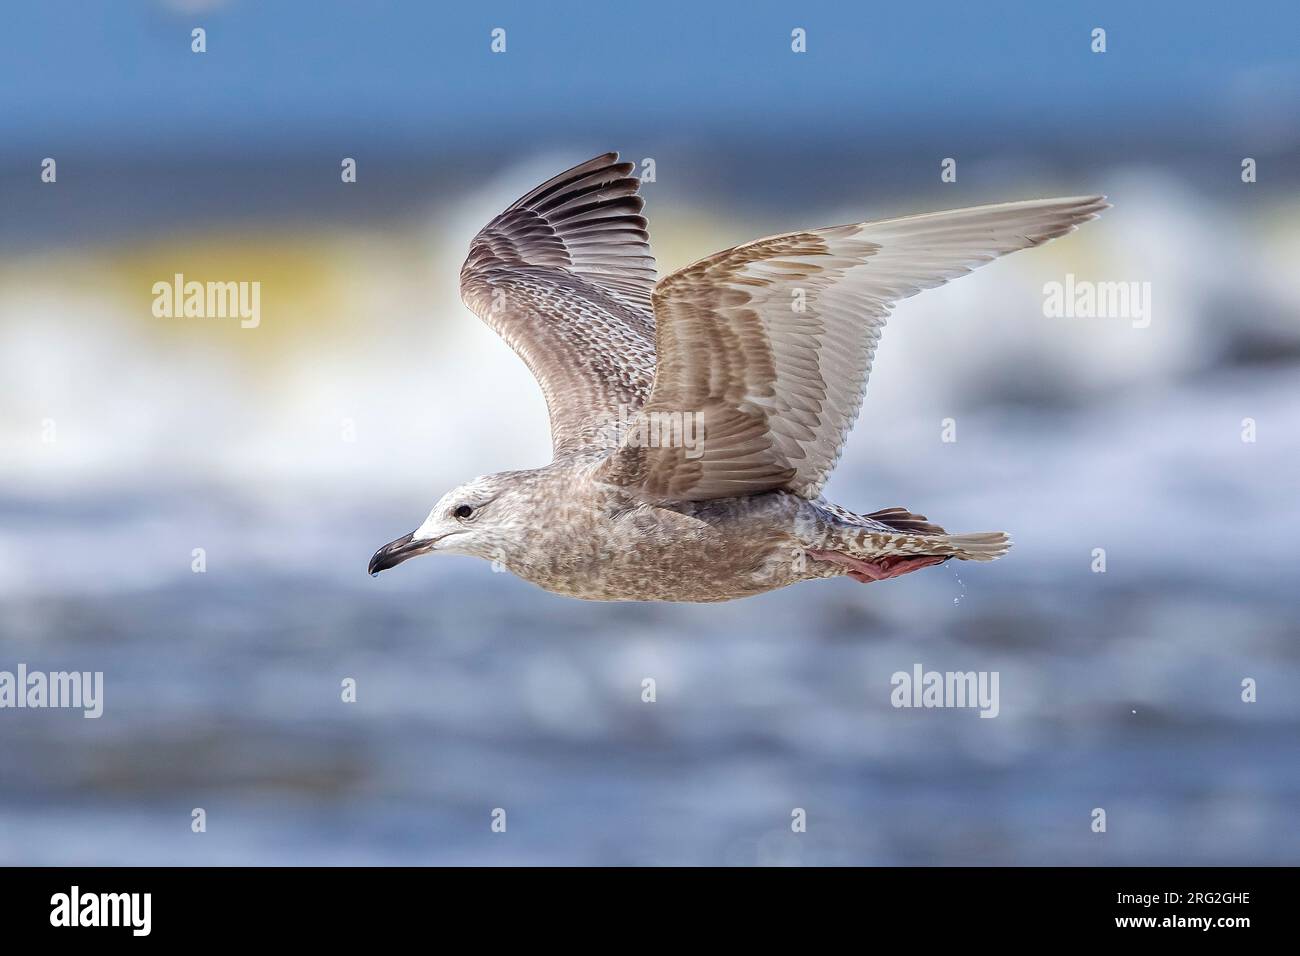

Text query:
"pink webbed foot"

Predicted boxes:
[[808, 550, 948, 584]]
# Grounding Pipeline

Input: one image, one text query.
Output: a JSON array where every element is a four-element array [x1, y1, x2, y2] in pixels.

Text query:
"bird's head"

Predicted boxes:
[[367, 471, 532, 576]]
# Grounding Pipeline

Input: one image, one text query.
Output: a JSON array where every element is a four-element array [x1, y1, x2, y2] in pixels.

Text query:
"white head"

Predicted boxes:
[[367, 471, 534, 576]]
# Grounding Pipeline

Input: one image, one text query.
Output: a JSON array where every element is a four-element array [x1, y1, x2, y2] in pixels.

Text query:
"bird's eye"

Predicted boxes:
[[454, 504, 474, 519]]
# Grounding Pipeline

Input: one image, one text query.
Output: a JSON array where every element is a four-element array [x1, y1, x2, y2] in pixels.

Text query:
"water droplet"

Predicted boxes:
[[950, 563, 967, 606]]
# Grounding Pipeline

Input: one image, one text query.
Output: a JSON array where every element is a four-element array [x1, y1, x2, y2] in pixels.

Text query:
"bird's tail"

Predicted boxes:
[[928, 531, 1013, 562], [847, 529, 1012, 562], [821, 505, 1013, 562]]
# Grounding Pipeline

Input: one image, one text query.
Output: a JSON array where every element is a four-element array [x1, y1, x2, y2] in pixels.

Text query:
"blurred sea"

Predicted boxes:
[[2, 156, 1298, 865]]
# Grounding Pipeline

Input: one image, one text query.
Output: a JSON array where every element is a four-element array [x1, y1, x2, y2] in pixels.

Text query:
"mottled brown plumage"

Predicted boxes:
[[369, 152, 1106, 601]]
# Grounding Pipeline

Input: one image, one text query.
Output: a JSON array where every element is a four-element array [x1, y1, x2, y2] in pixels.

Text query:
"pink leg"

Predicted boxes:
[[808, 549, 947, 583]]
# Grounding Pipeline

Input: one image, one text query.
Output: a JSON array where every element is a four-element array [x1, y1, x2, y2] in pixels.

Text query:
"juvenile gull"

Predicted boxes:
[[369, 153, 1106, 602]]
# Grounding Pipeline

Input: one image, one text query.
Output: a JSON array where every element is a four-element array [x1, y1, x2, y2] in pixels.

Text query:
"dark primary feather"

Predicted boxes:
[[460, 153, 659, 455]]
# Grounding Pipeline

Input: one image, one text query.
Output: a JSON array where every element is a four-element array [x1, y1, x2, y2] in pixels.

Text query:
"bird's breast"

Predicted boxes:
[[513, 498, 801, 602]]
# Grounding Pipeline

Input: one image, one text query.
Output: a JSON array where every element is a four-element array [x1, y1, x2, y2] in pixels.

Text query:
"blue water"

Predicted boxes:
[[2, 374, 1296, 865]]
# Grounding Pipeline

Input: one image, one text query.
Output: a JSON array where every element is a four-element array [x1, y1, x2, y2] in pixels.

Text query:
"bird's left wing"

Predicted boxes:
[[593, 196, 1107, 502], [460, 153, 659, 457]]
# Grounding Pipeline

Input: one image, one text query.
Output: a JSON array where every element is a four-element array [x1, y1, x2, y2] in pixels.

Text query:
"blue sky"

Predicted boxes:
[[3, 0, 1297, 153]]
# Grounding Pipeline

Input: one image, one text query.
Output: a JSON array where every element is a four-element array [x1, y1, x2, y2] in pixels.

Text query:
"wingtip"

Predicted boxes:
[[1057, 194, 1110, 212], [1054, 194, 1110, 228], [1079, 194, 1110, 214], [1083, 196, 1111, 223], [590, 150, 634, 178]]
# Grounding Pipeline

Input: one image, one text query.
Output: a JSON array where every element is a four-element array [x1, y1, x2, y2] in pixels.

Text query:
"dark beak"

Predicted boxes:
[[368, 532, 432, 576]]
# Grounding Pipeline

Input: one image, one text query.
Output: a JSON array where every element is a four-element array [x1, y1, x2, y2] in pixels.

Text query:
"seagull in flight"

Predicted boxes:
[[368, 153, 1105, 602]]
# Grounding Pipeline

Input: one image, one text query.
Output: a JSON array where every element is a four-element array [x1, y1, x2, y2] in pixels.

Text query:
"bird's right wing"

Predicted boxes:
[[460, 153, 659, 457], [594, 196, 1108, 502]]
